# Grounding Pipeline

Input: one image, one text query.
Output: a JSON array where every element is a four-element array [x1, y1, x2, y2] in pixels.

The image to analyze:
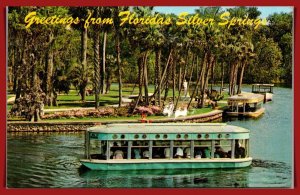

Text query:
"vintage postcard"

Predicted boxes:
[[6, 6, 293, 188]]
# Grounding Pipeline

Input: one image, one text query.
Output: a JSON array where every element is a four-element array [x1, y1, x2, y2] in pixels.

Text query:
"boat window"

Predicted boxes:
[[218, 134, 222, 138], [197, 134, 202, 139], [204, 134, 209, 139], [245, 139, 249, 158], [112, 134, 118, 139], [120, 134, 125, 139], [89, 140, 107, 160], [194, 140, 212, 159], [228, 102, 238, 112], [184, 134, 189, 139], [163, 134, 168, 139], [109, 141, 129, 160], [176, 134, 181, 139], [244, 102, 263, 112], [152, 141, 170, 159], [173, 141, 191, 159], [131, 141, 149, 159], [134, 134, 139, 139], [233, 139, 247, 158], [142, 134, 147, 139], [155, 134, 160, 139], [214, 140, 231, 158]]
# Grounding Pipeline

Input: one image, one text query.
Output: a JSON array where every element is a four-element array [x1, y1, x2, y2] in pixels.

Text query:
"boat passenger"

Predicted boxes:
[[203, 147, 211, 158], [235, 141, 246, 158], [214, 145, 227, 158], [153, 147, 163, 158], [113, 150, 124, 159], [133, 148, 141, 159], [175, 147, 184, 158], [164, 148, 171, 158], [143, 150, 150, 159], [195, 150, 202, 159], [184, 147, 191, 158], [245, 103, 251, 111]]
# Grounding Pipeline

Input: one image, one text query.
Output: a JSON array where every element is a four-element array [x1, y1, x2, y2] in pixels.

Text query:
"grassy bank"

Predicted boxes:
[[7, 83, 229, 122]]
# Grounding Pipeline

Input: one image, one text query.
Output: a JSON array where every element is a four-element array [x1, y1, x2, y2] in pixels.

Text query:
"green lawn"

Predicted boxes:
[[7, 95, 15, 100], [47, 84, 181, 109], [7, 105, 12, 110], [187, 107, 213, 115], [40, 107, 215, 122], [7, 83, 226, 121]]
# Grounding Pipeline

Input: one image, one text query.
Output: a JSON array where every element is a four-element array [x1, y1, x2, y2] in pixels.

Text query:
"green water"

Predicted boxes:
[[7, 87, 293, 188]]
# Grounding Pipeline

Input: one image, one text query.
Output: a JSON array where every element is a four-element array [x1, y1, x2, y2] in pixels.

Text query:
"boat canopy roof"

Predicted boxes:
[[252, 84, 274, 87], [228, 93, 264, 103], [87, 123, 249, 134]]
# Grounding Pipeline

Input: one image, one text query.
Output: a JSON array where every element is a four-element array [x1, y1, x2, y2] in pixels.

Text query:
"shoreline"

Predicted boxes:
[[7, 110, 223, 132]]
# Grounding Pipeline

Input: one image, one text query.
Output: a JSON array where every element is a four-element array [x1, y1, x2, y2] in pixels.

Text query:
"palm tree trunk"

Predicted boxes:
[[139, 55, 144, 97], [101, 31, 107, 94], [187, 53, 207, 110], [172, 52, 176, 102], [200, 57, 209, 108], [45, 32, 54, 106], [155, 49, 161, 106], [229, 62, 236, 96], [232, 62, 239, 95], [163, 54, 173, 102], [105, 66, 111, 94], [178, 60, 182, 92], [237, 60, 246, 94], [200, 54, 214, 108], [187, 54, 196, 94], [220, 61, 225, 94], [80, 27, 88, 101], [15, 37, 27, 100], [210, 58, 216, 92], [151, 48, 173, 99], [198, 54, 207, 106], [174, 49, 189, 111], [11, 45, 17, 92], [93, 30, 100, 108], [143, 51, 149, 105], [116, 34, 122, 107]]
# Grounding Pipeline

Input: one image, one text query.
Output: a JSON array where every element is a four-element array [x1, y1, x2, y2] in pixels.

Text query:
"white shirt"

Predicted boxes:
[[143, 150, 150, 158], [164, 148, 171, 158], [175, 147, 183, 156]]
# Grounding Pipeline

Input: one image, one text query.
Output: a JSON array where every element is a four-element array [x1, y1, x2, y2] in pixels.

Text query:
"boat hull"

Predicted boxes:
[[226, 107, 265, 118], [265, 93, 273, 101], [80, 158, 252, 170]]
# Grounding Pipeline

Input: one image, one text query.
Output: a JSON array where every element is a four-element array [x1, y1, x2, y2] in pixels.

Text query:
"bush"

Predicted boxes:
[[133, 105, 162, 115]]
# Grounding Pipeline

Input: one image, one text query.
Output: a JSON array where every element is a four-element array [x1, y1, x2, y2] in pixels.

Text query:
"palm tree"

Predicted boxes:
[[69, 7, 90, 101], [236, 39, 255, 94], [92, 7, 101, 108], [112, 7, 129, 107]]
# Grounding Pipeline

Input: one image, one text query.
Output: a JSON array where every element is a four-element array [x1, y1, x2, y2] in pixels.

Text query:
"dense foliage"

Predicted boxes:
[[7, 6, 293, 120]]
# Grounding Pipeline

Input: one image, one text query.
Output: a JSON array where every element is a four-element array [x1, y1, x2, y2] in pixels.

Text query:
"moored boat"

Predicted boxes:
[[226, 93, 265, 118], [252, 84, 274, 102], [80, 123, 252, 170]]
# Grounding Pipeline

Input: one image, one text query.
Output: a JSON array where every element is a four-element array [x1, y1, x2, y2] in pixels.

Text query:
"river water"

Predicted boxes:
[[7, 87, 293, 188]]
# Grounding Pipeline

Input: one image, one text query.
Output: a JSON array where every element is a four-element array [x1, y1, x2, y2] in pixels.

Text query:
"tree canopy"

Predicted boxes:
[[7, 6, 293, 120]]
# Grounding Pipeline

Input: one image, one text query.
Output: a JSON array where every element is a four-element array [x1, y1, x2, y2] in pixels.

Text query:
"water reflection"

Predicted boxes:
[[78, 166, 250, 188], [7, 86, 293, 188], [77, 159, 291, 188]]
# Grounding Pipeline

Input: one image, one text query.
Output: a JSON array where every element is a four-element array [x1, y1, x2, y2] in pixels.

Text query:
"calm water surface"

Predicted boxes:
[[7, 87, 293, 188]]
